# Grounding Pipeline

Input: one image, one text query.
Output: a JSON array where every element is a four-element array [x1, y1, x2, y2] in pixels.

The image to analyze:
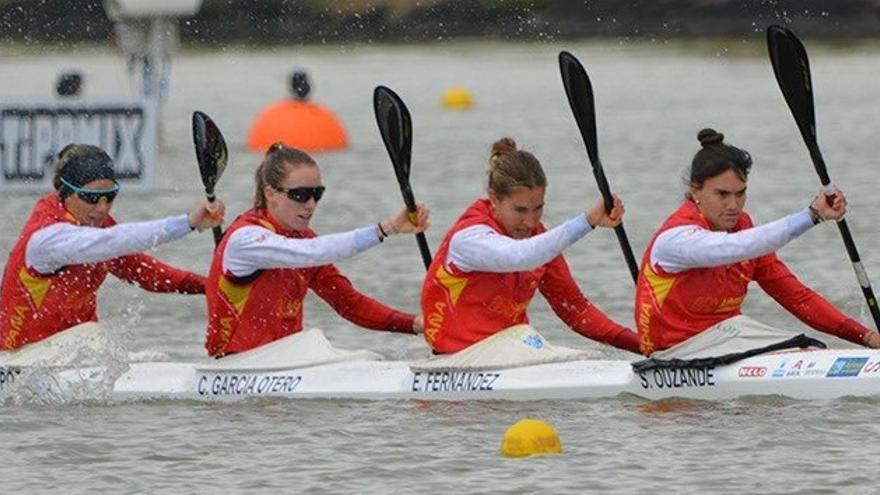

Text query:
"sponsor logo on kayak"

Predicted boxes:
[[0, 366, 22, 391], [772, 359, 788, 378], [770, 359, 826, 379], [522, 334, 544, 350], [803, 361, 826, 376], [411, 371, 501, 393], [738, 366, 767, 378], [826, 357, 869, 378], [638, 366, 716, 390], [196, 373, 302, 396], [861, 361, 880, 375], [786, 360, 805, 377]]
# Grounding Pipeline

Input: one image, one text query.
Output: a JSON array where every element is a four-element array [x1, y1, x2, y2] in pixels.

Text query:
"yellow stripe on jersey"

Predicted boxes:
[[218, 275, 254, 315], [435, 265, 468, 306]]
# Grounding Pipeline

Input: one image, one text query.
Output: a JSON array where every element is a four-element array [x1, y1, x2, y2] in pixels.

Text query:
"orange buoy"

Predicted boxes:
[[247, 70, 348, 153]]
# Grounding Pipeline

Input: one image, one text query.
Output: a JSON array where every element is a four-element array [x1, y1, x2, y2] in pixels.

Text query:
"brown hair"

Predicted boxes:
[[487, 137, 546, 199], [254, 142, 317, 208], [689, 128, 752, 194]]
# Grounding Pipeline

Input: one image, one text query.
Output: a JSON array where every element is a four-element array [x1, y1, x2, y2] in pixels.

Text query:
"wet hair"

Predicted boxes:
[[52, 144, 115, 199], [487, 137, 547, 199], [254, 142, 317, 208], [688, 128, 752, 195]]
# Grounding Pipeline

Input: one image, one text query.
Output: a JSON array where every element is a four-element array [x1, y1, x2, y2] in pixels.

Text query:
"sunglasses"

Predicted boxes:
[[60, 177, 120, 204], [277, 186, 325, 203]]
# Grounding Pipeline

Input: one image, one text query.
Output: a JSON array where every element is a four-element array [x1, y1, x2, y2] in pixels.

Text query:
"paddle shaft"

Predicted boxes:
[[592, 157, 639, 282], [399, 182, 432, 269], [806, 143, 880, 330], [412, 220, 432, 270], [205, 191, 223, 246]]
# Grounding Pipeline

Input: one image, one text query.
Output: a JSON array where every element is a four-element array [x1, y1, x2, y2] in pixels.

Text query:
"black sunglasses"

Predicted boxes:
[[61, 177, 120, 205], [277, 186, 325, 203]]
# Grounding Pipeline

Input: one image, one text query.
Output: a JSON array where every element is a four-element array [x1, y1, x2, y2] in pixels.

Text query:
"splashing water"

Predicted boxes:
[[0, 323, 132, 406]]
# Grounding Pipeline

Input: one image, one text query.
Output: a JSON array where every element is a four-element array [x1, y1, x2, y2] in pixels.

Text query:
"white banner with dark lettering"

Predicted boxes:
[[0, 100, 158, 192]]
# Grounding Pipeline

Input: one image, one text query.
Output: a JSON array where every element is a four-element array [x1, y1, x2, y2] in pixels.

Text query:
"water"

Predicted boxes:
[[2, 39, 880, 493]]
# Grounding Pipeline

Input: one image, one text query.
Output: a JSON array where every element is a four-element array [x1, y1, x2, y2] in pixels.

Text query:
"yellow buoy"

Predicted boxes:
[[500, 418, 562, 458], [441, 87, 474, 110]]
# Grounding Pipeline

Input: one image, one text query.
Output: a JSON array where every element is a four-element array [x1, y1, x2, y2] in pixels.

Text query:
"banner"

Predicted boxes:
[[0, 100, 158, 192]]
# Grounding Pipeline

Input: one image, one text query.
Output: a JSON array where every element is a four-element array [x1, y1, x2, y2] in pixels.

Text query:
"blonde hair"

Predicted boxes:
[[487, 137, 546, 199], [254, 142, 317, 208]]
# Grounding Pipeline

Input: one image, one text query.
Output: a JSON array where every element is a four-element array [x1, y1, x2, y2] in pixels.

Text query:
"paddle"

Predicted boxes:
[[373, 85, 432, 269], [558, 50, 639, 283], [766, 25, 880, 331], [191, 110, 229, 246]]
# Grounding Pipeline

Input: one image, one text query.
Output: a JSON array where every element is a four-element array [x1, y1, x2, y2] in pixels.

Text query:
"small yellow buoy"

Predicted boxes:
[[500, 418, 562, 458], [441, 87, 474, 110]]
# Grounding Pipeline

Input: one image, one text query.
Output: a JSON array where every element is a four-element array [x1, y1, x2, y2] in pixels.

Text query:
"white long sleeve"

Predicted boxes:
[[222, 225, 381, 277], [650, 209, 815, 273], [25, 214, 193, 274], [447, 214, 592, 273]]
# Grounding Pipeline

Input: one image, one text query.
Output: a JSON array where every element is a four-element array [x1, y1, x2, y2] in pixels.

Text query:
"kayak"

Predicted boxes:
[[2, 322, 880, 402], [109, 348, 880, 401]]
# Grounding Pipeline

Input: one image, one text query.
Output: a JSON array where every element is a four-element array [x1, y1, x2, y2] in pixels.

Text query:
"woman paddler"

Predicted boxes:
[[204, 143, 429, 357], [421, 137, 640, 354], [0, 144, 224, 350], [635, 128, 880, 355]]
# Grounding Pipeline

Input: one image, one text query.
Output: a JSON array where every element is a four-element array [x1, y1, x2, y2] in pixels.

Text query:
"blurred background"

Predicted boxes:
[[3, 3, 880, 493], [3, 0, 880, 43]]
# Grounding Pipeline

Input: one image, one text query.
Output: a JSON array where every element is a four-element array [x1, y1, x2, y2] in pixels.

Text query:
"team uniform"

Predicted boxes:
[[205, 208, 415, 357], [422, 198, 640, 354], [635, 200, 869, 355], [0, 193, 205, 350]]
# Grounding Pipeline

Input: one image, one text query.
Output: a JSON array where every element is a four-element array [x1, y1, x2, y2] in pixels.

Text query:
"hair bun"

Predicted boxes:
[[490, 137, 517, 161], [266, 142, 286, 155], [697, 128, 724, 147]]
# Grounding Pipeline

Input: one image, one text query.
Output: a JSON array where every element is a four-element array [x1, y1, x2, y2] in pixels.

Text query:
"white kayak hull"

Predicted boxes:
[[4, 322, 880, 402], [2, 347, 874, 402], [117, 348, 880, 401]]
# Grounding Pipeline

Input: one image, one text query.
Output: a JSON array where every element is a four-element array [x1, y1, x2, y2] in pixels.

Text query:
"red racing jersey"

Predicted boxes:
[[0, 193, 204, 350], [422, 199, 639, 354], [205, 208, 414, 356], [635, 200, 867, 355]]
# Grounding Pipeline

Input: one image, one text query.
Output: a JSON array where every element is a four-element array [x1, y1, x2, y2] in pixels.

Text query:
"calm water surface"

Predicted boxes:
[[1, 40, 880, 493]]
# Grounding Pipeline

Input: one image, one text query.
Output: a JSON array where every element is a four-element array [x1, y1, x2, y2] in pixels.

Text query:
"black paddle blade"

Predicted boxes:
[[767, 25, 818, 147], [372, 85, 432, 269], [559, 50, 614, 212], [192, 111, 228, 247], [192, 110, 229, 197], [373, 86, 413, 186], [558, 50, 639, 283], [559, 51, 600, 165]]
